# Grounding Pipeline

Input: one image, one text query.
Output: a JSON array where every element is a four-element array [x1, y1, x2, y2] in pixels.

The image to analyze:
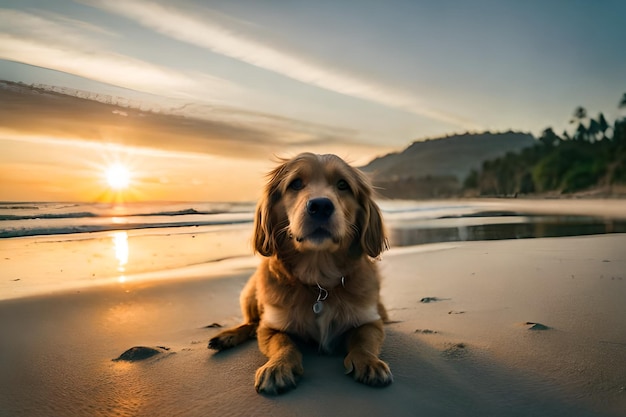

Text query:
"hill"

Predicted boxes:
[[362, 131, 536, 180], [361, 132, 536, 198]]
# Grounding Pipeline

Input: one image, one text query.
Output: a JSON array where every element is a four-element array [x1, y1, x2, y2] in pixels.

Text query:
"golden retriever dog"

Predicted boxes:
[[209, 153, 392, 394]]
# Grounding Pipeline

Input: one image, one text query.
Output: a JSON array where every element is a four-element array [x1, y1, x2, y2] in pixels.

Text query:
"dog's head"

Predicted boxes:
[[254, 153, 388, 258]]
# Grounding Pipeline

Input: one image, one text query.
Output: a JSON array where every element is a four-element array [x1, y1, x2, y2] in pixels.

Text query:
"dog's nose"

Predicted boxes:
[[306, 198, 334, 220]]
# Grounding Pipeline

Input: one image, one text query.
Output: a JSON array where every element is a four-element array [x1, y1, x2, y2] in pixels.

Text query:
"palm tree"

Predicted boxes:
[[570, 106, 588, 141], [597, 113, 609, 140], [562, 130, 571, 141], [570, 106, 587, 123], [569, 106, 587, 140], [574, 122, 588, 141], [588, 118, 600, 142], [539, 127, 559, 147]]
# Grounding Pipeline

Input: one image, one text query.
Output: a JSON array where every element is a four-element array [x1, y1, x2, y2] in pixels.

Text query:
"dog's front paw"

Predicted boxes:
[[208, 330, 238, 351], [255, 359, 304, 395], [344, 350, 393, 387], [208, 324, 256, 351]]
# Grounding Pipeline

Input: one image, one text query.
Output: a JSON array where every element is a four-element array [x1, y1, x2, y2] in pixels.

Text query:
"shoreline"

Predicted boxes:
[[1, 234, 625, 416], [3, 198, 626, 302]]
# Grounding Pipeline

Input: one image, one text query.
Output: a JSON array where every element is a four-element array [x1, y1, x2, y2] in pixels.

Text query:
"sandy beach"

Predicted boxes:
[[1, 229, 625, 416], [2, 1, 625, 415]]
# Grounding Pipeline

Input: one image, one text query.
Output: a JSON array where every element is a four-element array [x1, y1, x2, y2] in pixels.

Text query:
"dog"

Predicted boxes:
[[208, 153, 392, 394]]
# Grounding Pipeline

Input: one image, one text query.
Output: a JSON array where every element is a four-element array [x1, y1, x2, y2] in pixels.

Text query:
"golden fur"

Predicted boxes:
[[209, 153, 393, 394]]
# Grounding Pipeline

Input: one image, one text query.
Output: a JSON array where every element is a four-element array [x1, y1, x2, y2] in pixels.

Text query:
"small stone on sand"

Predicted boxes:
[[525, 322, 550, 330], [113, 346, 168, 362]]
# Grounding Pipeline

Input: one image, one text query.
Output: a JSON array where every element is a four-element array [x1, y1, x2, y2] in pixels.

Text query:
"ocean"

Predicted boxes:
[[2, 199, 625, 242], [0, 201, 256, 238], [2, 199, 625, 300]]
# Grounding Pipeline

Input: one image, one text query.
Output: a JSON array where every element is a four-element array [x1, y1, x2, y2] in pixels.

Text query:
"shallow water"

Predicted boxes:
[[388, 213, 626, 247], [3, 201, 626, 301]]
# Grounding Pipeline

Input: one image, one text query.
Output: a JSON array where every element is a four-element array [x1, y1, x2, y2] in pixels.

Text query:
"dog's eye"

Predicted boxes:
[[289, 178, 304, 191], [337, 179, 350, 191]]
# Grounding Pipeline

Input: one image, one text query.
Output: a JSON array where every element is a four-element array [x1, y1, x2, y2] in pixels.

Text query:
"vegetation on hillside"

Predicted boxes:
[[464, 94, 626, 196], [364, 131, 534, 199]]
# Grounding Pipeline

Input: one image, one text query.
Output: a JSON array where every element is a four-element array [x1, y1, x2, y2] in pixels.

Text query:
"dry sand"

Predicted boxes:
[[1, 234, 625, 417]]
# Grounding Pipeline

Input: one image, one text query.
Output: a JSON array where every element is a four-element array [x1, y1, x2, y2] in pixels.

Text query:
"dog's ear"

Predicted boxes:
[[360, 197, 388, 258], [349, 168, 388, 258], [253, 162, 288, 256], [253, 194, 274, 256]]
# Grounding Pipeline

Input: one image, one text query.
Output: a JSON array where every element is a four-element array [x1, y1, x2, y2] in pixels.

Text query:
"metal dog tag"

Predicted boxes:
[[313, 283, 328, 314], [313, 301, 324, 314]]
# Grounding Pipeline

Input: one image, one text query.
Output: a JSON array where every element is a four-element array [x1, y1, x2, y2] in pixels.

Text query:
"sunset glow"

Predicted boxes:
[[0, 1, 624, 203], [105, 164, 131, 190]]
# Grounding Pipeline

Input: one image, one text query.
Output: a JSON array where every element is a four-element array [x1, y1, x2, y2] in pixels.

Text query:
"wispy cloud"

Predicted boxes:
[[0, 6, 398, 159], [0, 8, 242, 102], [0, 8, 110, 49], [82, 0, 480, 130], [0, 81, 387, 162]]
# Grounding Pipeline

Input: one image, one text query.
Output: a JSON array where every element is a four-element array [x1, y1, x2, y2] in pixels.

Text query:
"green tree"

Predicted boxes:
[[465, 96, 626, 197], [464, 169, 479, 189], [539, 127, 559, 147], [532, 143, 595, 192], [574, 122, 587, 141], [570, 106, 588, 141], [562, 130, 571, 141], [588, 118, 600, 142], [571, 106, 587, 123], [597, 113, 609, 140], [561, 162, 600, 192]]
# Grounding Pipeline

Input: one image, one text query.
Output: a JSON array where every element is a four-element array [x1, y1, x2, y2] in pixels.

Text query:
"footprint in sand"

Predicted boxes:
[[420, 297, 450, 303], [442, 343, 468, 359], [415, 329, 439, 334]]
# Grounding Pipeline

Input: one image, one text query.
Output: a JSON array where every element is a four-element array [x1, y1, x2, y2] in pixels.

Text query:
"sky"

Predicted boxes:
[[1, 0, 625, 202]]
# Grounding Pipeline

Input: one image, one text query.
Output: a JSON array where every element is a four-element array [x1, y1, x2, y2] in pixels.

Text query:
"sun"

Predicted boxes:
[[105, 163, 131, 190]]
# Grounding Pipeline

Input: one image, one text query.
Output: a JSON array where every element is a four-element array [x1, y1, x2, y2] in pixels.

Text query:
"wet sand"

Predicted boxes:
[[1, 234, 625, 416]]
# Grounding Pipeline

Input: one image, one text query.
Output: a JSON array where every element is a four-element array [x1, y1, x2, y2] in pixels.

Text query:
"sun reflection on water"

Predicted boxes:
[[111, 231, 129, 275]]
